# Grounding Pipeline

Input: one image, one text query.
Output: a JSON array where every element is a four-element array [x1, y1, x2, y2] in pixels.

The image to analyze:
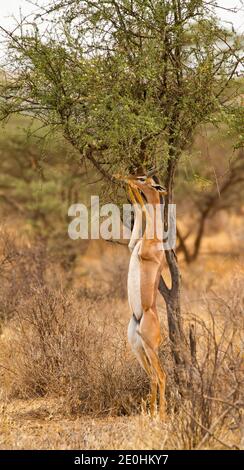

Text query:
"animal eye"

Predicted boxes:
[[136, 176, 146, 182]]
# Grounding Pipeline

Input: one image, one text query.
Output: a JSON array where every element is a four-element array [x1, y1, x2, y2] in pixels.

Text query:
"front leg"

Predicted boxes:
[[128, 187, 144, 252]]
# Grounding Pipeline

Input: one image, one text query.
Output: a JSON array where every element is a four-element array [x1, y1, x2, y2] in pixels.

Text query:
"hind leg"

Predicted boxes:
[[128, 315, 157, 413], [139, 309, 166, 420], [148, 370, 158, 417], [144, 343, 166, 420], [128, 315, 160, 417]]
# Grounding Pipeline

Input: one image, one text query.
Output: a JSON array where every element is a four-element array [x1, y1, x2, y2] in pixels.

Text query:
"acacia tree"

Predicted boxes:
[[0, 0, 243, 391]]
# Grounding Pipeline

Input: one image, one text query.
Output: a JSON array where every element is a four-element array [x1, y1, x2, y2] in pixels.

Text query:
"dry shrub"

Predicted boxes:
[[1, 279, 242, 448], [0, 229, 52, 324], [0, 285, 149, 415], [0, 230, 147, 416], [0, 229, 19, 324], [175, 282, 244, 449], [77, 257, 128, 302], [0, 230, 243, 449]]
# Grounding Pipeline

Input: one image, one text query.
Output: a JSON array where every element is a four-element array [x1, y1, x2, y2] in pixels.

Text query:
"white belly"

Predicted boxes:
[[127, 240, 142, 320]]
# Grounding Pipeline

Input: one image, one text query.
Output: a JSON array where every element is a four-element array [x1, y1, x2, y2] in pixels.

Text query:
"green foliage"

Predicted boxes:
[[225, 107, 244, 149], [0, 115, 90, 237], [0, 0, 243, 190]]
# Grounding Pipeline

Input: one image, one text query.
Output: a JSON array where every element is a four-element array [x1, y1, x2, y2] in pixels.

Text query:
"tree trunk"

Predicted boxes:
[[158, 155, 191, 395], [159, 250, 190, 394]]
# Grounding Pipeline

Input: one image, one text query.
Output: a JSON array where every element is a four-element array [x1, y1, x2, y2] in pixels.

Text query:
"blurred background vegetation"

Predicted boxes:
[[0, 94, 243, 262]]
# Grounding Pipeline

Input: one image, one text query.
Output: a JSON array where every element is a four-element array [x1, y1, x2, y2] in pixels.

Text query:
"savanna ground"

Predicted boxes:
[[0, 210, 243, 450]]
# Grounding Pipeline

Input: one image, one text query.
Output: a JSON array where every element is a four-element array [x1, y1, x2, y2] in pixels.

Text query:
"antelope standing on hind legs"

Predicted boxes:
[[118, 173, 168, 420]]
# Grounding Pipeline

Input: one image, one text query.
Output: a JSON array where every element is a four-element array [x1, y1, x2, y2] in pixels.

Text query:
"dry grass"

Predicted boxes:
[[0, 397, 242, 450], [0, 228, 243, 450], [0, 290, 149, 416]]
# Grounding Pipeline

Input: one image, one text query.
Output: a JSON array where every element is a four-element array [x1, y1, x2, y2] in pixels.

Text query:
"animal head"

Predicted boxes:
[[130, 175, 167, 195], [114, 172, 167, 196]]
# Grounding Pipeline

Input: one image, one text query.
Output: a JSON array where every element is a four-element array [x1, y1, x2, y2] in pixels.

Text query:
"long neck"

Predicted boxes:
[[129, 203, 143, 250], [143, 189, 160, 206], [142, 190, 163, 242], [127, 186, 143, 251]]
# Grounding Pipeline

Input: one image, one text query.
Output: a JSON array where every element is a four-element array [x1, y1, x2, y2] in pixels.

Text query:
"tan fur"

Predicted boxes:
[[128, 178, 167, 420]]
